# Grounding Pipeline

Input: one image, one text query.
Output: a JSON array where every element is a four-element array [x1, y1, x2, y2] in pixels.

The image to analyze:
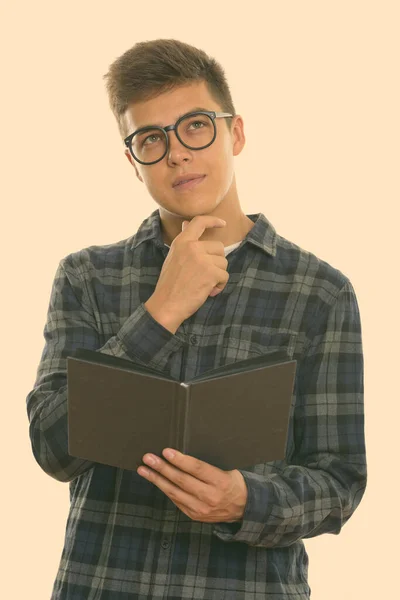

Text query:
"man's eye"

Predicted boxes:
[[190, 121, 204, 128], [143, 134, 160, 145]]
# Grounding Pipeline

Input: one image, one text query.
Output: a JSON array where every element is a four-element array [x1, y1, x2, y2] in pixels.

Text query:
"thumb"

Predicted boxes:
[[182, 220, 188, 231]]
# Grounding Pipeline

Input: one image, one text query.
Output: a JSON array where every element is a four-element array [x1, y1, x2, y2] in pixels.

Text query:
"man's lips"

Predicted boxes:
[[173, 175, 206, 190]]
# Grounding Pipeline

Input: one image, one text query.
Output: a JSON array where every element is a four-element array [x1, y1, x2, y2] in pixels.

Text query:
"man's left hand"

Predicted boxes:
[[137, 448, 248, 524]]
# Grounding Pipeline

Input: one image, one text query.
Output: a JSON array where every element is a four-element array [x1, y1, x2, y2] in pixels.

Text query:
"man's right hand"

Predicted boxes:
[[145, 215, 229, 332]]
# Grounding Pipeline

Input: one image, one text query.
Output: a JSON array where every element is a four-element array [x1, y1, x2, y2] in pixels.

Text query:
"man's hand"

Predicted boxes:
[[145, 216, 230, 331], [137, 448, 248, 524]]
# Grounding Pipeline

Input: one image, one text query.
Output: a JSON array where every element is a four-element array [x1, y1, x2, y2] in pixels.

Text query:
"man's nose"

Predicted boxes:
[[166, 130, 192, 162]]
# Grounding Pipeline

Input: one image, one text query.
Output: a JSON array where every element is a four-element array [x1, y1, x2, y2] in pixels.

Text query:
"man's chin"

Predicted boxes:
[[158, 205, 215, 221]]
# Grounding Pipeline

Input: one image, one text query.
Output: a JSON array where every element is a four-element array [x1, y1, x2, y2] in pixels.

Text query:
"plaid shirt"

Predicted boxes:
[[26, 209, 367, 599]]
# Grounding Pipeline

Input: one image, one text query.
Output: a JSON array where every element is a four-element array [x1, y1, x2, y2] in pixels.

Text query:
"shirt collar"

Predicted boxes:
[[130, 209, 277, 257]]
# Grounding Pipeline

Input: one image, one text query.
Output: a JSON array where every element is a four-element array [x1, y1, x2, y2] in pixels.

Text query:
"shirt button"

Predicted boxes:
[[161, 540, 170, 550], [190, 335, 198, 345]]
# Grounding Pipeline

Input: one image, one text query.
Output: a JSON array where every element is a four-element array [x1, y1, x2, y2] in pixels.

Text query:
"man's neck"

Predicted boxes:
[[162, 214, 254, 247]]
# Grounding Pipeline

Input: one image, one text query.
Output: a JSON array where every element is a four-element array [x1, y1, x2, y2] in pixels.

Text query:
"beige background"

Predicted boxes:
[[1, 1, 398, 598]]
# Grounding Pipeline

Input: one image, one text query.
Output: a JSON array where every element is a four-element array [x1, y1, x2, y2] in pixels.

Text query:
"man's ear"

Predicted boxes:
[[231, 115, 246, 157], [124, 149, 144, 183]]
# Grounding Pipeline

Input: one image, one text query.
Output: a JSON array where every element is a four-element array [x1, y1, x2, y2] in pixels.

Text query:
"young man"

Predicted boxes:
[[26, 39, 367, 599]]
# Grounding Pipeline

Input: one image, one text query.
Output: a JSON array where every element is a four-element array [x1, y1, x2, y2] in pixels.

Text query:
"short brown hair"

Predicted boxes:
[[103, 38, 237, 139]]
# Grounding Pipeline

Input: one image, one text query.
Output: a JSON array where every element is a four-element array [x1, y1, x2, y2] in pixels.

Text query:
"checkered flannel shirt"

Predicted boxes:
[[26, 209, 367, 599]]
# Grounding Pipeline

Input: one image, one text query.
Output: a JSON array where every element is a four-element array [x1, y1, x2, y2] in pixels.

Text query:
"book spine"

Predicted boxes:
[[171, 382, 188, 452], [180, 383, 190, 453]]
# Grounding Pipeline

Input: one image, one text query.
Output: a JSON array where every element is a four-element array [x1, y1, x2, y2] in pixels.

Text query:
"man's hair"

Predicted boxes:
[[103, 38, 237, 140]]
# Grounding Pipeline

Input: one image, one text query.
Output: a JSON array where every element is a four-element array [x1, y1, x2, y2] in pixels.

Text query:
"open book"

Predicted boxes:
[[67, 348, 297, 471]]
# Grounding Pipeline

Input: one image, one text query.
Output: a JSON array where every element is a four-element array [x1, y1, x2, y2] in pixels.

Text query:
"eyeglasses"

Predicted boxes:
[[124, 110, 233, 165]]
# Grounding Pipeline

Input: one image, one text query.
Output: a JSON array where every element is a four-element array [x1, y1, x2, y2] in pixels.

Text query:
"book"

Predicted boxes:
[[67, 347, 297, 472]]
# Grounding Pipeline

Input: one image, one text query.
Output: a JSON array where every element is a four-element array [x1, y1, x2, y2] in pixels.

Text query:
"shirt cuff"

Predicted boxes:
[[116, 302, 185, 369], [212, 470, 271, 545]]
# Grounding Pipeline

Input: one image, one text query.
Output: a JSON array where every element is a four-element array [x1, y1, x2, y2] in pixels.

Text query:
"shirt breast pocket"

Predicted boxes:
[[220, 324, 297, 363]]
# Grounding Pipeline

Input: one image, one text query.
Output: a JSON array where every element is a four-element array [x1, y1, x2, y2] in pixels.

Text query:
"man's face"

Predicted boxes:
[[123, 80, 245, 221]]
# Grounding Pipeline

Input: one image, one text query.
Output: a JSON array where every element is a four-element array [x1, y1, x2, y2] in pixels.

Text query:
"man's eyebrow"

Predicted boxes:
[[138, 107, 211, 129]]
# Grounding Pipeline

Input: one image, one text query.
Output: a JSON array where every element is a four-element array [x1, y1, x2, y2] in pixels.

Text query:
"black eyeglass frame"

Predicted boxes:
[[123, 110, 234, 165]]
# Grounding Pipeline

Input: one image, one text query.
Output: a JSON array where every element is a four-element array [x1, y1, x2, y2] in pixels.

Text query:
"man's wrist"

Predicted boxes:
[[144, 296, 183, 335]]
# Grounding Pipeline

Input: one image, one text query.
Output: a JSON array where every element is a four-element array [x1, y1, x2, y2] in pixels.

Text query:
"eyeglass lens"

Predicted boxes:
[[131, 113, 214, 164]]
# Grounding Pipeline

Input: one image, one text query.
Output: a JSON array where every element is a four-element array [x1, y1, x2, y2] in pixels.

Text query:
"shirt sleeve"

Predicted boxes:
[[26, 256, 185, 483], [213, 279, 367, 547]]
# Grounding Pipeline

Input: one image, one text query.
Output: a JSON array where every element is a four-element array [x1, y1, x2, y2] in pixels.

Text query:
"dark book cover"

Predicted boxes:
[[67, 348, 297, 471]]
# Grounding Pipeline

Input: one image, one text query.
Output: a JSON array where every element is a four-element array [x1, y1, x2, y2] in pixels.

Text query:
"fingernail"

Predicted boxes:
[[163, 449, 175, 460]]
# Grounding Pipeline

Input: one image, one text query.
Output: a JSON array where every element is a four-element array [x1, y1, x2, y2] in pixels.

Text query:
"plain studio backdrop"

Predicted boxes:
[[1, 1, 398, 598]]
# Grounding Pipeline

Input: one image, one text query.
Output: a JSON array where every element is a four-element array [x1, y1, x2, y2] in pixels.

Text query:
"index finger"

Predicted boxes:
[[162, 448, 224, 482], [181, 215, 226, 241]]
